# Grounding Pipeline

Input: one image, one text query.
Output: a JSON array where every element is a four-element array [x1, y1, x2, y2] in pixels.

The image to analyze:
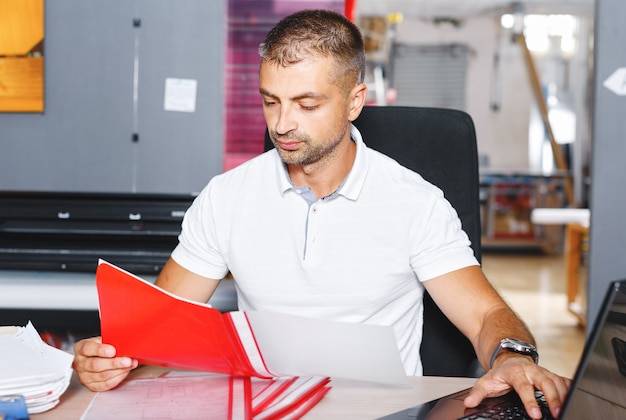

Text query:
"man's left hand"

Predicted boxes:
[[464, 356, 571, 419]]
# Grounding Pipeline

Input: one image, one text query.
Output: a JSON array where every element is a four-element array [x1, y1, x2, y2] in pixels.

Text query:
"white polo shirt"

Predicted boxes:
[[171, 125, 479, 375]]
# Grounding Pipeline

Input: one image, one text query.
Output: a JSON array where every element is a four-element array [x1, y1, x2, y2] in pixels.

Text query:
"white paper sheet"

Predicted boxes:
[[81, 375, 234, 420], [245, 311, 409, 386]]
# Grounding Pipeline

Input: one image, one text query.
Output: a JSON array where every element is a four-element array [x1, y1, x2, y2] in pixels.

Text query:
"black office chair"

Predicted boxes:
[[264, 106, 484, 378]]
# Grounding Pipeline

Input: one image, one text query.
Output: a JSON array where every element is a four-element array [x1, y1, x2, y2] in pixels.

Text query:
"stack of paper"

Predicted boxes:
[[0, 321, 74, 414], [82, 372, 331, 420]]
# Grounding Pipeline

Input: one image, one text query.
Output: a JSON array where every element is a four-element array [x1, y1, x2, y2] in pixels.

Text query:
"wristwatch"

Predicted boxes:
[[489, 338, 539, 369]]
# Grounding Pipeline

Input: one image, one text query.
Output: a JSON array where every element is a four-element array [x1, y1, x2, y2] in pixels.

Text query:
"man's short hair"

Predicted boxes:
[[258, 9, 366, 91]]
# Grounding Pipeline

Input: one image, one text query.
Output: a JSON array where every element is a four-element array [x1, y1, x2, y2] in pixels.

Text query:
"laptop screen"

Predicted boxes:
[[562, 280, 626, 419]]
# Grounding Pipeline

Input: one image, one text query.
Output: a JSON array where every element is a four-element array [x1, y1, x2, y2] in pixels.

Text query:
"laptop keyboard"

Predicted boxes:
[[460, 391, 554, 420]]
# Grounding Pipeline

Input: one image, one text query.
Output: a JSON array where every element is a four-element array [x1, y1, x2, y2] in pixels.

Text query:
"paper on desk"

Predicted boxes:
[[81, 372, 331, 420], [81, 375, 238, 420], [0, 321, 74, 414], [247, 311, 409, 386]]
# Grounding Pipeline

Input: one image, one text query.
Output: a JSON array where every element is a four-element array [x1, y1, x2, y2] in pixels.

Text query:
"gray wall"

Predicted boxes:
[[0, 0, 224, 194], [588, 0, 626, 331]]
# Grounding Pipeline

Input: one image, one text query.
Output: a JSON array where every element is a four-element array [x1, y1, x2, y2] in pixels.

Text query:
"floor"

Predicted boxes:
[[482, 251, 586, 378]]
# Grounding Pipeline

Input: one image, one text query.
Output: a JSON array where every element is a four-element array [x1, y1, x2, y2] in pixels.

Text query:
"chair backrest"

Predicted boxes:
[[264, 105, 483, 377]]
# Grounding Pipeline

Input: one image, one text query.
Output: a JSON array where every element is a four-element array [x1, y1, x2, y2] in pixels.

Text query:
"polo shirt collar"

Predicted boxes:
[[274, 124, 369, 201]]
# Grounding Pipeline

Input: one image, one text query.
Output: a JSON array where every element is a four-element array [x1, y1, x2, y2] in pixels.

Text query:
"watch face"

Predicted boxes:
[[491, 338, 539, 369], [505, 338, 535, 351], [502, 338, 538, 364]]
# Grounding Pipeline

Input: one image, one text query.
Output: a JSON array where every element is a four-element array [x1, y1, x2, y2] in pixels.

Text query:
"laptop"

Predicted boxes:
[[380, 280, 626, 419]]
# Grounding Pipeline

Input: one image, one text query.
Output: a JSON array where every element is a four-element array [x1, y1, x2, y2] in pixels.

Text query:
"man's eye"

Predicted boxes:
[[301, 105, 318, 111], [263, 100, 277, 107]]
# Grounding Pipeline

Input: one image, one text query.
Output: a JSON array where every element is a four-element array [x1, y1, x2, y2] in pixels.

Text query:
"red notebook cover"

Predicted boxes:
[[96, 261, 332, 418], [96, 260, 271, 378]]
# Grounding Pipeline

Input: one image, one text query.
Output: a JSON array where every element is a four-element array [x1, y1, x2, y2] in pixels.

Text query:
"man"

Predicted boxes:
[[73, 9, 569, 419]]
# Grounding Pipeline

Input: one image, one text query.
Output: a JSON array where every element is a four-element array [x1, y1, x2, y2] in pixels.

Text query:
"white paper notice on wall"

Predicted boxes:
[[164, 78, 197, 112]]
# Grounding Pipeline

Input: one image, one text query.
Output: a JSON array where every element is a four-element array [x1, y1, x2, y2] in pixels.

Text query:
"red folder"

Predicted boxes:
[[95, 260, 332, 419], [96, 260, 274, 378]]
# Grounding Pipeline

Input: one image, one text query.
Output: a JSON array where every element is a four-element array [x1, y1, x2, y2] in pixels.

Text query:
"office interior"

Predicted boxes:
[[0, 0, 624, 382]]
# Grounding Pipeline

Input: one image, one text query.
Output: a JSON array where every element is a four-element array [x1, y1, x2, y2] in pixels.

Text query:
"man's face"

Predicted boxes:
[[259, 56, 353, 167]]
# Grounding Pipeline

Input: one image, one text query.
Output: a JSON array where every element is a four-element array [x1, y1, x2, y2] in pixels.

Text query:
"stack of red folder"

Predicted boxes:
[[82, 373, 330, 419], [95, 260, 332, 419]]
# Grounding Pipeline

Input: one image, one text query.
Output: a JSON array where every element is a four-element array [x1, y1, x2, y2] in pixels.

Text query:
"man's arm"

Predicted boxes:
[[73, 258, 221, 391], [423, 265, 533, 367], [155, 257, 221, 302], [424, 266, 570, 419]]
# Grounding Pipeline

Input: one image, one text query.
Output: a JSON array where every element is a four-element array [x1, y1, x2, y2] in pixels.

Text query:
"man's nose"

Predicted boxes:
[[274, 106, 297, 135]]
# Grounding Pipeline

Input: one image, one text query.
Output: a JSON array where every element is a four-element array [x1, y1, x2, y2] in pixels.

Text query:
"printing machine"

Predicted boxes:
[[0, 191, 238, 332]]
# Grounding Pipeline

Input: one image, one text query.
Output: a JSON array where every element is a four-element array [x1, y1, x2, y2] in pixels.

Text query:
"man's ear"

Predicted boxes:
[[348, 83, 368, 121]]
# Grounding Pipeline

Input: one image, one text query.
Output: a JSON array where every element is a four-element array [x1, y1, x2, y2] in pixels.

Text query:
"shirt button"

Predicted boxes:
[[312, 207, 318, 213]]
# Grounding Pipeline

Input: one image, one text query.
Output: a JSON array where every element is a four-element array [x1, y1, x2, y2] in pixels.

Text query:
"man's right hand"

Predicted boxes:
[[72, 336, 138, 391]]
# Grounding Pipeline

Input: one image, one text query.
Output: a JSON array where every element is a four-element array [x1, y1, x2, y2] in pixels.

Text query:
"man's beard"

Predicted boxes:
[[270, 124, 348, 166]]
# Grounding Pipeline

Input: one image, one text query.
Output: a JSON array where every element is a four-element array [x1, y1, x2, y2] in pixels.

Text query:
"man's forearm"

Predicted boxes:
[[476, 306, 536, 370]]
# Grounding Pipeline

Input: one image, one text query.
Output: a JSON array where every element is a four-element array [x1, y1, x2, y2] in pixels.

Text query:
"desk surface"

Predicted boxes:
[[33, 367, 476, 419]]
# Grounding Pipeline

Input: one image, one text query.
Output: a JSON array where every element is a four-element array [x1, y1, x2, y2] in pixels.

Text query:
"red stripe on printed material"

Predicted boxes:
[[229, 376, 252, 420], [227, 311, 276, 378]]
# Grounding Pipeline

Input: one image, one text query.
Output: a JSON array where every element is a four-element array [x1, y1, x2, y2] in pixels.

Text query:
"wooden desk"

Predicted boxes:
[[33, 367, 476, 419], [530, 209, 590, 327], [565, 223, 589, 327]]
